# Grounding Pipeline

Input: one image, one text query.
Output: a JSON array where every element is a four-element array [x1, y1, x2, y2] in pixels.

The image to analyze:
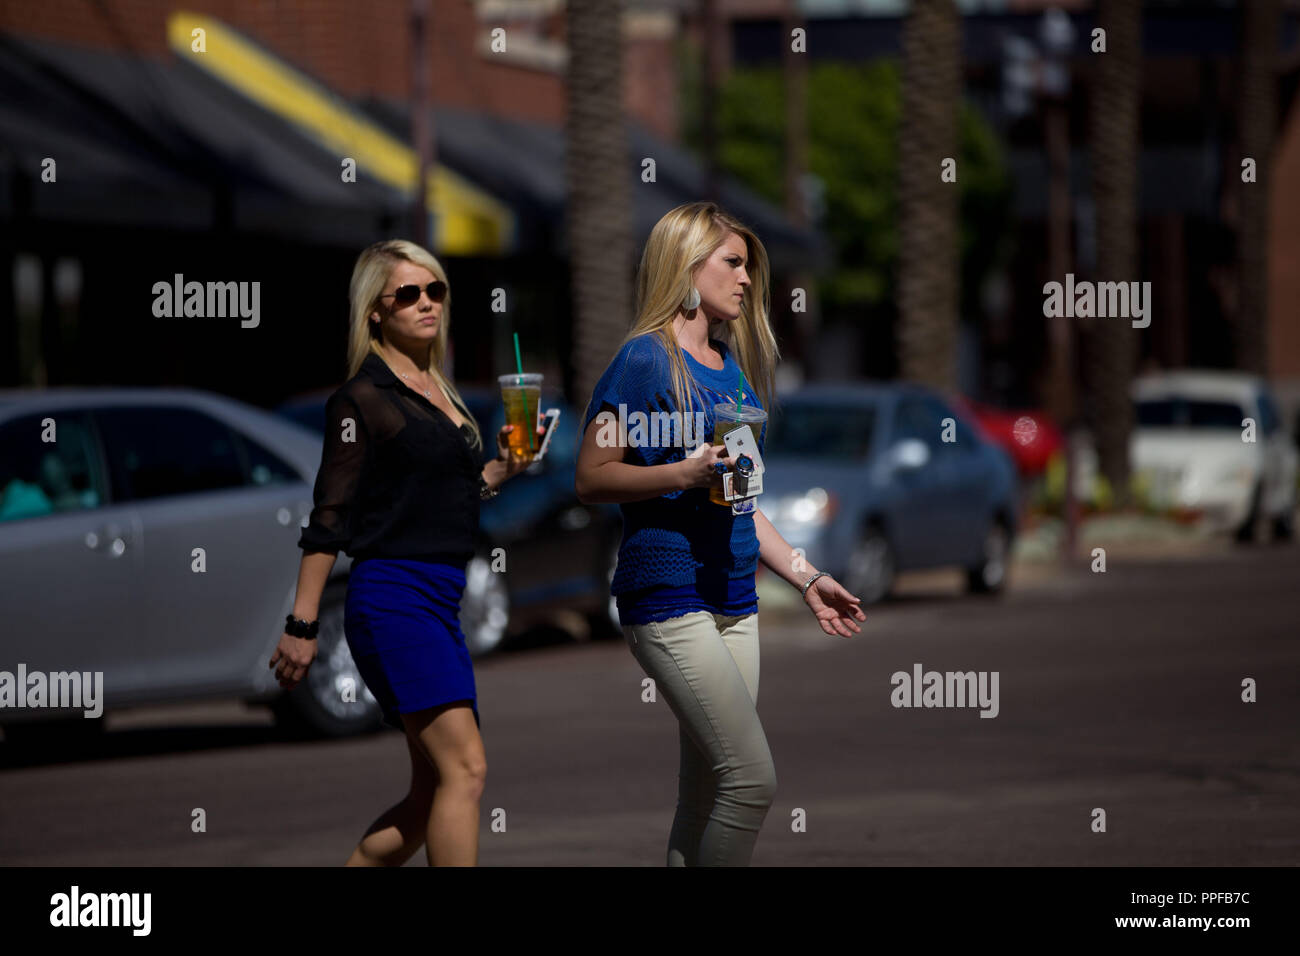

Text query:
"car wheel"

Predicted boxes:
[[845, 527, 895, 605], [273, 579, 384, 739], [967, 520, 1010, 594], [461, 552, 509, 657]]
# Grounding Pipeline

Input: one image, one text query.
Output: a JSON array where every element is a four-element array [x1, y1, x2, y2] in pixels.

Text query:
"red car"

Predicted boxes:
[[953, 398, 1063, 477]]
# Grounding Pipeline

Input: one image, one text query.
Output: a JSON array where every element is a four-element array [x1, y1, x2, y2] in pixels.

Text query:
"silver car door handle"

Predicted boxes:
[[279, 503, 313, 528], [85, 523, 128, 557]]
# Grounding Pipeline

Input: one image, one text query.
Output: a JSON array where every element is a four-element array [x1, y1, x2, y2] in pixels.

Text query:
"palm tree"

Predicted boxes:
[[1235, 0, 1281, 375], [897, 0, 961, 390], [1084, 0, 1141, 504], [566, 0, 635, 405]]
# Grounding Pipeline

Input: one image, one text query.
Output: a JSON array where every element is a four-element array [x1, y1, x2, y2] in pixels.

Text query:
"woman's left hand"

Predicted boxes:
[[803, 575, 866, 638], [494, 423, 548, 482]]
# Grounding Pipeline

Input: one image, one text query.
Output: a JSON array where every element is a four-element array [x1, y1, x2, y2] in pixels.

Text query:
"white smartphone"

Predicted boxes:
[[532, 408, 561, 462]]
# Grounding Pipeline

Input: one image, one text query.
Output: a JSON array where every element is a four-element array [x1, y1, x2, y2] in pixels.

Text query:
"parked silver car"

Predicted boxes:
[[0, 387, 385, 739]]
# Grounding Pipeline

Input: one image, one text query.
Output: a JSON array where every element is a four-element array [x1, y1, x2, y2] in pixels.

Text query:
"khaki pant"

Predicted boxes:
[[623, 610, 777, 866]]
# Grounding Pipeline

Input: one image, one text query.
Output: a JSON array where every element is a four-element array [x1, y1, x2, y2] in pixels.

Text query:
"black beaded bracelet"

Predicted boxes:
[[285, 614, 319, 639]]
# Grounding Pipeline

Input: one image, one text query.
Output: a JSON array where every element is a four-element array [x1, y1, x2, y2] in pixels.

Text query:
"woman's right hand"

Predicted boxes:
[[269, 631, 318, 690], [677, 441, 734, 491]]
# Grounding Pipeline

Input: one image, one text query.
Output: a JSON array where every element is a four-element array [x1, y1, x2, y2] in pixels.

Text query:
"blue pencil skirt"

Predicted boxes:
[[343, 557, 481, 732]]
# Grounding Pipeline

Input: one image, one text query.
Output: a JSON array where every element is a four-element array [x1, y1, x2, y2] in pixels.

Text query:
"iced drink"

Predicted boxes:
[[499, 373, 542, 462], [710, 402, 767, 506]]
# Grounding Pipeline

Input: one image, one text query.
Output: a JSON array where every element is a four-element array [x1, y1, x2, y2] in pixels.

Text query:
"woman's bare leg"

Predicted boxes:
[[344, 730, 439, 866], [405, 701, 486, 866]]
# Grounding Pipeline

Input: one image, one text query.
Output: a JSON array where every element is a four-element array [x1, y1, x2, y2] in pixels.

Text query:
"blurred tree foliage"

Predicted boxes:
[[681, 60, 1013, 324]]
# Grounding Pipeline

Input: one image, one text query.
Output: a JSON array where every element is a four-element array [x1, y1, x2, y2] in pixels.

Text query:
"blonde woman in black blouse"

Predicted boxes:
[[270, 239, 542, 866]]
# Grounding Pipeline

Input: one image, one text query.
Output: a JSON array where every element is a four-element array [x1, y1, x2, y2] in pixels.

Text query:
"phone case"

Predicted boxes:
[[533, 408, 561, 461]]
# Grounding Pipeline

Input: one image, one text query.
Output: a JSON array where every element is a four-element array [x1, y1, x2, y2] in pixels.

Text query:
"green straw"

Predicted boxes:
[[513, 332, 533, 450], [737, 370, 745, 411]]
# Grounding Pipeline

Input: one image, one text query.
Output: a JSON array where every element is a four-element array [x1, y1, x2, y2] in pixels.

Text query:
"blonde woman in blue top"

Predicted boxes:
[[575, 201, 867, 866]]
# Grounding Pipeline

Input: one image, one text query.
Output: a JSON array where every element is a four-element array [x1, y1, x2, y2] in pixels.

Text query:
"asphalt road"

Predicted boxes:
[[2, 544, 1297, 866]]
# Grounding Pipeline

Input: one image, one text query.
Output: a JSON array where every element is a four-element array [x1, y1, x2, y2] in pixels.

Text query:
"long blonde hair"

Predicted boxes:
[[626, 201, 778, 419], [346, 239, 482, 452]]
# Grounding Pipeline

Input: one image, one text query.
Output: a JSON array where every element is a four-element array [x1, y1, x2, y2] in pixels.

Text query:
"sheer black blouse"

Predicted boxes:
[[297, 352, 483, 567]]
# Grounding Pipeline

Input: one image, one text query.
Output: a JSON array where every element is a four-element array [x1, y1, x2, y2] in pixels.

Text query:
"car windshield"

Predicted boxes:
[[1136, 397, 1245, 429], [766, 403, 876, 459]]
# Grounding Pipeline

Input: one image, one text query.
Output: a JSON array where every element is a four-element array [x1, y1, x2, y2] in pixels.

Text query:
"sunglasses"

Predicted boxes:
[[379, 281, 447, 307]]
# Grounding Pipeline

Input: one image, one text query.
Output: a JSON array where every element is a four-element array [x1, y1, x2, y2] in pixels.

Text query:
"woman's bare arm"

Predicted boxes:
[[574, 411, 733, 504], [754, 507, 865, 637], [291, 550, 338, 621], [754, 507, 819, 588]]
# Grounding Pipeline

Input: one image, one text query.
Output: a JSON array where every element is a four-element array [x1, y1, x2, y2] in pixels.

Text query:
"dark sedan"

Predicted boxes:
[[761, 383, 1020, 604]]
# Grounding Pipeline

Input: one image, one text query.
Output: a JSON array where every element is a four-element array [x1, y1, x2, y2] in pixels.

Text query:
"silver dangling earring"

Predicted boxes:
[[683, 286, 701, 311]]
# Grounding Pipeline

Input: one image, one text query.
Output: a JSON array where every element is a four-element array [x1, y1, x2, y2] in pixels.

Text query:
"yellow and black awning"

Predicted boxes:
[[2, 19, 825, 269], [165, 11, 515, 256]]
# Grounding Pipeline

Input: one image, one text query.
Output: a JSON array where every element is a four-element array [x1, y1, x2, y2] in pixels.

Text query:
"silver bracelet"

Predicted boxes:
[[799, 571, 830, 598]]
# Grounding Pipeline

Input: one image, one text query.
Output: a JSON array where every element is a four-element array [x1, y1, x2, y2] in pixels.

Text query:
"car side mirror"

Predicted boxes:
[[892, 438, 930, 470]]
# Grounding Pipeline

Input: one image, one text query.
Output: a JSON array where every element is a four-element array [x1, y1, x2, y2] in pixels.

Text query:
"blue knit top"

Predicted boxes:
[[581, 333, 766, 626]]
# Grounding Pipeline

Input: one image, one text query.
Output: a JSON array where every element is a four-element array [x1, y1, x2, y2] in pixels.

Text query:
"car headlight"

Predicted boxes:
[[769, 487, 837, 527]]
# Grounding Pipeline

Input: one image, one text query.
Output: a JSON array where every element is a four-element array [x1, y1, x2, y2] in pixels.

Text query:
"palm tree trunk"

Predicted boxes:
[[783, 0, 817, 376], [1235, 0, 1280, 375], [897, 0, 961, 391], [1085, 0, 1141, 504], [566, 0, 634, 405]]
